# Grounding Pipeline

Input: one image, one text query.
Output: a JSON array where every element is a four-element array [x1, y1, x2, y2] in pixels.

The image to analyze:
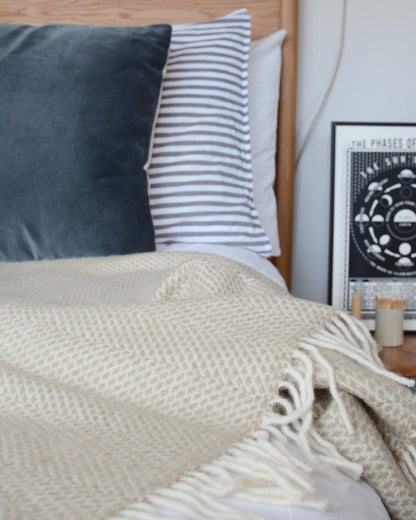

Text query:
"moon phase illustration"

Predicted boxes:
[[350, 152, 416, 277]]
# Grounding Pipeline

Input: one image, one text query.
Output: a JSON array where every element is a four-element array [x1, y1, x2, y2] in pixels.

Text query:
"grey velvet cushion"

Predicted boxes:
[[0, 22, 171, 261]]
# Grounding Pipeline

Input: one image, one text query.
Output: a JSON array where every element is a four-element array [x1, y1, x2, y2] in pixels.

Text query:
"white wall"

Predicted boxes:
[[292, 0, 416, 303]]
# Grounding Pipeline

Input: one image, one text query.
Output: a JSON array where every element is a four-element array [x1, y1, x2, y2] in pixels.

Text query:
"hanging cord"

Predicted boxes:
[[295, 0, 348, 170]]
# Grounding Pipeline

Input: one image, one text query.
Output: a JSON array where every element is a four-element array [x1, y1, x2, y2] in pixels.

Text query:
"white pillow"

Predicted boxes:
[[249, 30, 286, 256], [148, 10, 272, 257]]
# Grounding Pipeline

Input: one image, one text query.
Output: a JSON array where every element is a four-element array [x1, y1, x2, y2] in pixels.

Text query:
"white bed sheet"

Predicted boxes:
[[223, 460, 389, 519], [224, 480, 389, 520], [158, 244, 390, 520], [157, 438, 389, 519]]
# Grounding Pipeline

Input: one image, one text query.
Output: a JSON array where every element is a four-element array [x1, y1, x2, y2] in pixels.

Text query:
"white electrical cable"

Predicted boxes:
[[295, 0, 348, 170]]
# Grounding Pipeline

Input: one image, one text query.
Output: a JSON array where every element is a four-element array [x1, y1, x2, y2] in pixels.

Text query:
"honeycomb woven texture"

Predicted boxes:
[[1, 251, 415, 519]]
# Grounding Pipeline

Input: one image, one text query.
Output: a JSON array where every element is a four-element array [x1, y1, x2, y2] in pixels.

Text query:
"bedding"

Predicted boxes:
[[1, 251, 415, 520], [161, 242, 287, 288], [249, 30, 286, 256], [149, 10, 273, 257], [222, 443, 390, 519], [1, 2, 414, 519], [0, 22, 171, 261], [0, 10, 284, 264]]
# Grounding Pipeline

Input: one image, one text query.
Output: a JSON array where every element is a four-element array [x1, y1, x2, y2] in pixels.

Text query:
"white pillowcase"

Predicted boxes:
[[249, 30, 286, 256], [148, 10, 273, 257]]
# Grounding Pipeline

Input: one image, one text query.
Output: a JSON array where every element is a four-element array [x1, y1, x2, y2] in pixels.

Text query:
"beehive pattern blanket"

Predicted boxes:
[[1, 251, 415, 519]]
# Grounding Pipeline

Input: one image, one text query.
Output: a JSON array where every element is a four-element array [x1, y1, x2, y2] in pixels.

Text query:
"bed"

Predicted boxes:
[[0, 1, 415, 519]]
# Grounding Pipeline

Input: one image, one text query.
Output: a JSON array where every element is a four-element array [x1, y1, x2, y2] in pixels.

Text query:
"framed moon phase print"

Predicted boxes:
[[329, 122, 416, 331]]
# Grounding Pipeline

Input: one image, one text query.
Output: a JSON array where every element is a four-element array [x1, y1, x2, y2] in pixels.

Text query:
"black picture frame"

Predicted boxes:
[[329, 122, 416, 332]]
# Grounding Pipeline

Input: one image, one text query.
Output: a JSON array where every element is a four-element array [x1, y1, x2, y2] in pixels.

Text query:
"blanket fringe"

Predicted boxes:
[[309, 312, 415, 388], [112, 314, 391, 519], [111, 312, 414, 519]]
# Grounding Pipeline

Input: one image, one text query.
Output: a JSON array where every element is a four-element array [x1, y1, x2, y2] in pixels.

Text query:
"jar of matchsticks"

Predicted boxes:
[[374, 295, 406, 348]]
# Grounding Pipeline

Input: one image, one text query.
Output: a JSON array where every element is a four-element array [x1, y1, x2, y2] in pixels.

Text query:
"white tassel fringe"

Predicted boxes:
[[111, 313, 414, 519]]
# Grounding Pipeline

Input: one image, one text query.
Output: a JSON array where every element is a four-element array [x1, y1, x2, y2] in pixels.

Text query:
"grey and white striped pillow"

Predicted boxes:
[[148, 10, 272, 257]]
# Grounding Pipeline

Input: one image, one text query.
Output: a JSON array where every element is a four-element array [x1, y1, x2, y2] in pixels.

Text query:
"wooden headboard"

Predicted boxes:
[[0, 0, 298, 289]]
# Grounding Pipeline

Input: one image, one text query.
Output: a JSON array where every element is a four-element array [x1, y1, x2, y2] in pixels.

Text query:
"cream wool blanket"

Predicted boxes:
[[1, 251, 415, 520]]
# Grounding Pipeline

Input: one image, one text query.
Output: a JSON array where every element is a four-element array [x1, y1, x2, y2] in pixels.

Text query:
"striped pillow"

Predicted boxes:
[[148, 10, 272, 257]]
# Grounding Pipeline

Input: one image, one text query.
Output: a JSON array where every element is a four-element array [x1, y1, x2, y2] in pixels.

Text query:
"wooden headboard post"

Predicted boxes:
[[0, 0, 298, 289], [274, 0, 298, 290]]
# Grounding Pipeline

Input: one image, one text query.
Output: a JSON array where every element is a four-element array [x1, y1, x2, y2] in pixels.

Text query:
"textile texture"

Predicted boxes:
[[0, 251, 415, 520], [148, 10, 273, 256], [0, 23, 171, 261]]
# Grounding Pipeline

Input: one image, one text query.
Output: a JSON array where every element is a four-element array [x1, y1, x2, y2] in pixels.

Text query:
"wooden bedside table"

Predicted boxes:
[[379, 334, 416, 377]]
